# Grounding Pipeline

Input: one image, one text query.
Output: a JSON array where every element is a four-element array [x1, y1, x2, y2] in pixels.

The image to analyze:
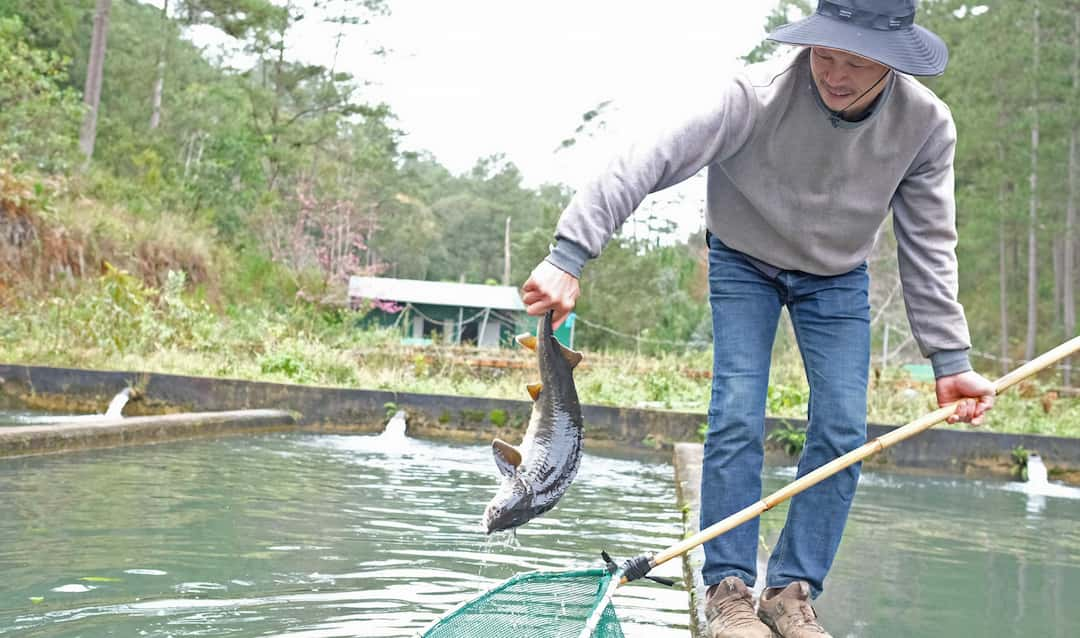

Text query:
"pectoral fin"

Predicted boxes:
[[492, 438, 523, 478], [526, 383, 542, 401], [516, 334, 538, 351]]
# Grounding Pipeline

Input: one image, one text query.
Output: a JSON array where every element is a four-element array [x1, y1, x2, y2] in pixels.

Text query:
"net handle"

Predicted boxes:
[[576, 568, 623, 638], [629, 335, 1080, 582]]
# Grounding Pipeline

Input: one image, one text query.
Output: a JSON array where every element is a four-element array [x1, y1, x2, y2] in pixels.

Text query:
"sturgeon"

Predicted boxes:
[[482, 310, 584, 533]]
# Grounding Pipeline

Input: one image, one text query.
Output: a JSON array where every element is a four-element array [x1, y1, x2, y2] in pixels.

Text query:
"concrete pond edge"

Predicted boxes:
[[0, 409, 297, 458], [2, 363, 1079, 485]]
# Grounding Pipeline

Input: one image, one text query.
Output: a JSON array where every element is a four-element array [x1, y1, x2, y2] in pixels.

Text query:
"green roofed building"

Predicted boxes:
[[348, 276, 529, 348]]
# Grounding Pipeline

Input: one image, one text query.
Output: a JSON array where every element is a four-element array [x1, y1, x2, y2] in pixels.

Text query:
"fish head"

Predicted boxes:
[[482, 476, 534, 534], [535, 310, 581, 389]]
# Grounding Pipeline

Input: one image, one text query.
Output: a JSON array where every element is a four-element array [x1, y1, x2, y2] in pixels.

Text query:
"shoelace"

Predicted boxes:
[[792, 601, 827, 633], [715, 593, 760, 628]]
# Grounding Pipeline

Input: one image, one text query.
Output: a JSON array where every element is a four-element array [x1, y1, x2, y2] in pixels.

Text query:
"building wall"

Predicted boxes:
[[356, 302, 524, 347], [479, 319, 502, 348]]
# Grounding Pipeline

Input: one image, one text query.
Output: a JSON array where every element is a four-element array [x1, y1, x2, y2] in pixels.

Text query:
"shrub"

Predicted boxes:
[[1011, 445, 1029, 481], [768, 421, 807, 457]]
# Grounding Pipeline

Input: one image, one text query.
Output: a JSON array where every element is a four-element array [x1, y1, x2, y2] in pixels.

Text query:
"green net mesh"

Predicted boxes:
[[421, 568, 624, 638]]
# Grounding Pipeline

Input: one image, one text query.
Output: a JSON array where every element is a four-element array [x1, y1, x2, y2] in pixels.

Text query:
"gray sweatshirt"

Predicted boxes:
[[547, 49, 972, 377]]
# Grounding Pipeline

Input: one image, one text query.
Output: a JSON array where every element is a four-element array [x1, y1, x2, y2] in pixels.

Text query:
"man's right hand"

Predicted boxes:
[[521, 260, 579, 330]]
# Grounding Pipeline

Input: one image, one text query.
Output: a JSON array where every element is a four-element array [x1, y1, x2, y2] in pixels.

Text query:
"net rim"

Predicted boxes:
[[418, 568, 616, 637]]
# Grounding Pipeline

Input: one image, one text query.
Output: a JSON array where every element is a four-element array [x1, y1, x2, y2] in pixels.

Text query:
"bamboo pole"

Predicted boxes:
[[632, 335, 1080, 580]]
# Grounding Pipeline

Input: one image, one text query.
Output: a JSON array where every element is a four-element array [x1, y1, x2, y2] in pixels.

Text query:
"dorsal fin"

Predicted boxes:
[[515, 333, 538, 351], [559, 343, 583, 369], [518, 330, 582, 369], [526, 382, 542, 401], [492, 438, 523, 478]]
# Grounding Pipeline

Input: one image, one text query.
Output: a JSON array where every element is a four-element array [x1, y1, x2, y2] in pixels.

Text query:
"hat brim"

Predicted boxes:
[[768, 13, 948, 77]]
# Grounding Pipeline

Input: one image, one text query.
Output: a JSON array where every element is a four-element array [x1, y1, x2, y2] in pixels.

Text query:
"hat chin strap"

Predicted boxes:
[[829, 69, 891, 125]]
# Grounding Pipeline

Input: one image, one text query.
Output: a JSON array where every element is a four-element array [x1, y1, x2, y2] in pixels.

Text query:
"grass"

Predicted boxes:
[[1, 268, 1078, 438]]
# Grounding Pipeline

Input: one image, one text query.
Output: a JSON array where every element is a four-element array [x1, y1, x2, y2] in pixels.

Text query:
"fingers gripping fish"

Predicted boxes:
[[482, 310, 584, 533]]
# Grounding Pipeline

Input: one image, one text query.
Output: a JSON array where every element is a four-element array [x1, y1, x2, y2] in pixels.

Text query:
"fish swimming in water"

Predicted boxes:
[[482, 310, 584, 534]]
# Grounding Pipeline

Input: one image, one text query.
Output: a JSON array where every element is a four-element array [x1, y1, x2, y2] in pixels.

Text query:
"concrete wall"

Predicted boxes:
[[0, 410, 296, 458], [2, 363, 1079, 480]]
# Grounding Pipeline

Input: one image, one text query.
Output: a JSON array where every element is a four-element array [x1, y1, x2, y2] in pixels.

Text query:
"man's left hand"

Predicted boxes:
[[936, 370, 996, 426]]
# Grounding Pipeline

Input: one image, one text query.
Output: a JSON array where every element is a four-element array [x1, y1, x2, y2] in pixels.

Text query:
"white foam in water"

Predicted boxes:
[[103, 387, 133, 418], [1003, 453, 1080, 501], [51, 584, 95, 593], [18, 387, 133, 424], [381, 410, 408, 439], [1027, 454, 1049, 485], [372, 410, 413, 453], [124, 569, 167, 576]]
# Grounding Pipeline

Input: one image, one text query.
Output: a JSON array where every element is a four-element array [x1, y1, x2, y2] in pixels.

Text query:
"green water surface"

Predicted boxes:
[[0, 433, 686, 637], [0, 432, 1078, 637]]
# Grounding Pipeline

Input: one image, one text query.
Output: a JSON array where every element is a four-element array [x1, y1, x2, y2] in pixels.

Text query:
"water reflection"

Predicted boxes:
[[0, 433, 685, 638], [800, 467, 1080, 637], [1, 434, 1078, 637]]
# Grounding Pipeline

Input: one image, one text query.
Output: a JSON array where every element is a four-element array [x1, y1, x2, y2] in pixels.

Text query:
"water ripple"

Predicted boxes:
[[0, 433, 685, 638]]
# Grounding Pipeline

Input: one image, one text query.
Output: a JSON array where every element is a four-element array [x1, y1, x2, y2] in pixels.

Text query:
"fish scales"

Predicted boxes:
[[482, 310, 584, 533]]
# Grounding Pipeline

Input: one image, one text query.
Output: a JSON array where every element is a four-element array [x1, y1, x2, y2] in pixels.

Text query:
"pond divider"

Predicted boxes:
[[1, 364, 1079, 484], [0, 409, 296, 458]]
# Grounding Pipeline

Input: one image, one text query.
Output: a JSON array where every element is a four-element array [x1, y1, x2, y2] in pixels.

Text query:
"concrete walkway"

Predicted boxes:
[[0, 409, 296, 458], [673, 442, 772, 638], [674, 442, 710, 638]]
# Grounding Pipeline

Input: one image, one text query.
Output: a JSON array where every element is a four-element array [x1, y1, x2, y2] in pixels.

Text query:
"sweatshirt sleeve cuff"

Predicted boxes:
[[544, 239, 590, 279], [929, 349, 973, 379]]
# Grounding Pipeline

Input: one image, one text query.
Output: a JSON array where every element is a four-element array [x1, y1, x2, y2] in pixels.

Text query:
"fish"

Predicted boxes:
[[482, 310, 584, 534]]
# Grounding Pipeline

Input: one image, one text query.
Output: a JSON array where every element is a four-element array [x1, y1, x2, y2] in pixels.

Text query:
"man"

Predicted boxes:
[[520, 1, 995, 637]]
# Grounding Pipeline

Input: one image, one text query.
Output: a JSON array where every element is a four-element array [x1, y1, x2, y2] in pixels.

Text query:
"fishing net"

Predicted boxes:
[[421, 568, 624, 638]]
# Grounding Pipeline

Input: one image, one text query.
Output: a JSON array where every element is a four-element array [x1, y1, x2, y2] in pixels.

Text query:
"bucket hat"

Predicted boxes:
[[767, 0, 948, 76]]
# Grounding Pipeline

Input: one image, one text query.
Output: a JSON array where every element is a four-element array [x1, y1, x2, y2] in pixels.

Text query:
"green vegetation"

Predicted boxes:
[[641, 434, 663, 450], [1011, 445, 1030, 480], [0, 2, 1076, 440], [3, 272, 1077, 436], [488, 409, 508, 427], [460, 409, 486, 424], [767, 421, 808, 457]]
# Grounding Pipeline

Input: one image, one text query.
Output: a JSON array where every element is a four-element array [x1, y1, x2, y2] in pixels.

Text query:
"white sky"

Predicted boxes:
[[159, 0, 781, 239]]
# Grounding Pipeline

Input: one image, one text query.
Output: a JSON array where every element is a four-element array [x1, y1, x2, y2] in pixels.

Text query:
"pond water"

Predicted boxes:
[[816, 465, 1080, 637], [0, 390, 132, 426], [0, 432, 686, 637], [0, 409, 72, 425], [0, 431, 1078, 637]]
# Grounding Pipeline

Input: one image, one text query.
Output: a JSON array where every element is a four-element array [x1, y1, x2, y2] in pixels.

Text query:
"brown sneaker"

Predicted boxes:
[[704, 576, 773, 638], [757, 581, 832, 637]]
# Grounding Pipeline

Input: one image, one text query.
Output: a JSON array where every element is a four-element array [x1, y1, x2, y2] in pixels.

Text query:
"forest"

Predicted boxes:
[[0, 0, 1076, 403]]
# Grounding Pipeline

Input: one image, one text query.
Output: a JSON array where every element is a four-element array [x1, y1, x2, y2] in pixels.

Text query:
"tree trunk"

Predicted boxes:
[[1066, 143, 1076, 386], [1064, 8, 1078, 386], [149, 0, 170, 130], [265, 29, 288, 193], [999, 142, 1011, 376], [79, 0, 112, 166], [1025, 0, 1040, 362], [503, 217, 512, 285], [1053, 238, 1063, 329]]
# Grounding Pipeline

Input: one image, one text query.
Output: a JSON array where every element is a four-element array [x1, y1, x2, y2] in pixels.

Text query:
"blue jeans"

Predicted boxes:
[[700, 234, 869, 599]]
